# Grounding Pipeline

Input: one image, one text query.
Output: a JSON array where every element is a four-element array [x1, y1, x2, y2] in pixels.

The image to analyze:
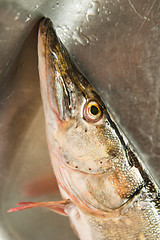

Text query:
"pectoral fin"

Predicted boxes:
[[23, 173, 59, 197], [8, 199, 70, 216]]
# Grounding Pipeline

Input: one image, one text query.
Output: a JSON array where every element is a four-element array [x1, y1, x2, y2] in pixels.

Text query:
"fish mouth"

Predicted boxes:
[[38, 18, 75, 121]]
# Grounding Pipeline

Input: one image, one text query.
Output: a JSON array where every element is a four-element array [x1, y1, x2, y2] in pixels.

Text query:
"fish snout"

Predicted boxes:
[[38, 18, 73, 121]]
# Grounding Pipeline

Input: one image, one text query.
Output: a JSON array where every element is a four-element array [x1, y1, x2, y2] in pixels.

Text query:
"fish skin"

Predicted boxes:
[[8, 18, 160, 240], [38, 18, 160, 239]]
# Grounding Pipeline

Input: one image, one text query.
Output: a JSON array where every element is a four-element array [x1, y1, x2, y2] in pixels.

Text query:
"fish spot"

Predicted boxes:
[[89, 168, 92, 171], [75, 123, 79, 129], [108, 148, 117, 158], [75, 166, 78, 169], [66, 161, 69, 164]]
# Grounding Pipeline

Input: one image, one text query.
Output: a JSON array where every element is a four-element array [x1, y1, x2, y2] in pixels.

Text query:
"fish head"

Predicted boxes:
[[38, 18, 143, 213], [38, 18, 125, 175]]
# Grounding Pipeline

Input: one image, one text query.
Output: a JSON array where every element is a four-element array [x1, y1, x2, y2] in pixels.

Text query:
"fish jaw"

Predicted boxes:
[[38, 18, 60, 131], [38, 18, 87, 124], [38, 18, 66, 127]]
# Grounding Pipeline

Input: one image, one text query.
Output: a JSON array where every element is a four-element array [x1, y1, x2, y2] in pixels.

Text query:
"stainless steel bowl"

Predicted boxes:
[[0, 0, 160, 239]]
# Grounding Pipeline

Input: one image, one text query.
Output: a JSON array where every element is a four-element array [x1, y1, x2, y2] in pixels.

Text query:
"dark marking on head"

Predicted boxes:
[[108, 148, 118, 158], [85, 128, 87, 133], [126, 147, 150, 184], [106, 110, 126, 149], [75, 122, 79, 129], [105, 110, 150, 184]]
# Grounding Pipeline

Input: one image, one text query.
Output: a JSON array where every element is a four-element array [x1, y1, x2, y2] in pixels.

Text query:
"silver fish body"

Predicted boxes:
[[38, 18, 160, 240]]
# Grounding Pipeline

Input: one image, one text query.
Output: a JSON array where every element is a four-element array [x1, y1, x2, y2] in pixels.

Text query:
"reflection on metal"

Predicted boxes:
[[0, 0, 160, 239]]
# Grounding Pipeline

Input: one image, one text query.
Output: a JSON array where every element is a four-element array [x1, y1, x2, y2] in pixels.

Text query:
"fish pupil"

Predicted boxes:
[[90, 105, 99, 115]]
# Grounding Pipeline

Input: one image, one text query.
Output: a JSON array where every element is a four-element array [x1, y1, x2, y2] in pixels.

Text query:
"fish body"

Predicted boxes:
[[9, 18, 160, 240]]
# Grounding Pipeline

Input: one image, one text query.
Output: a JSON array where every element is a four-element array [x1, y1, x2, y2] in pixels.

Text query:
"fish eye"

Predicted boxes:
[[83, 100, 103, 123]]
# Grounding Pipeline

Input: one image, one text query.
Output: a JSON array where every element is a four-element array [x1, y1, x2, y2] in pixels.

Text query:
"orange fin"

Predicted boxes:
[[8, 200, 70, 216], [23, 173, 59, 197]]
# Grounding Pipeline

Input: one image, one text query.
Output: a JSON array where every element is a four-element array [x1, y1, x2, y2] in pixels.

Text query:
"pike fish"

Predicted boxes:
[[9, 18, 160, 240]]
